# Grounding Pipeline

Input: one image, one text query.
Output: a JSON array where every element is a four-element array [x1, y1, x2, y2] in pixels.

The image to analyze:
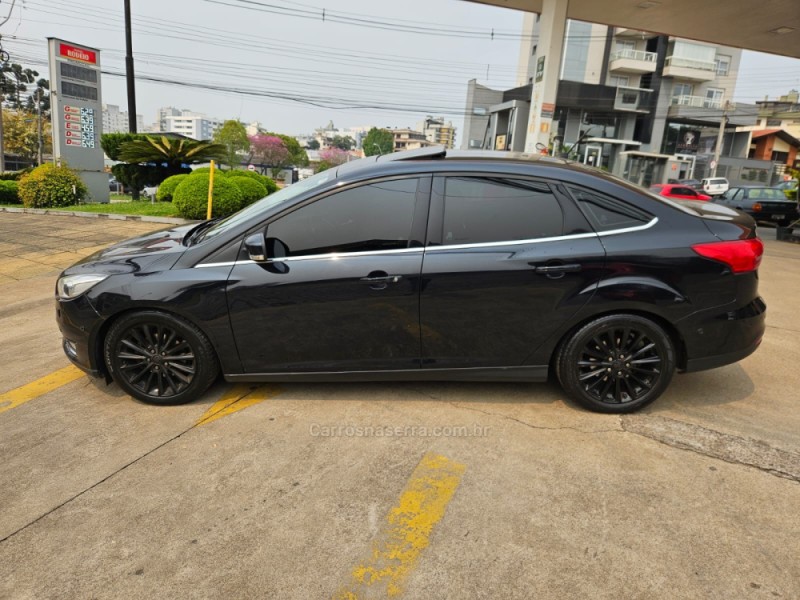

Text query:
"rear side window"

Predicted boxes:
[[568, 186, 652, 232], [441, 177, 563, 245]]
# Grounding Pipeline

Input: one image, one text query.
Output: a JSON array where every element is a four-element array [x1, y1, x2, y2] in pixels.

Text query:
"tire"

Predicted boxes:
[[556, 314, 675, 414], [104, 311, 219, 405]]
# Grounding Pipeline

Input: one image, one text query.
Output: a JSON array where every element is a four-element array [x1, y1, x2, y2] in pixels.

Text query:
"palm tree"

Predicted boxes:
[[119, 136, 227, 171]]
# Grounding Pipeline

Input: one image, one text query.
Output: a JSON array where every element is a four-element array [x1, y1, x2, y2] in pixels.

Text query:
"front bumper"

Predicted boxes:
[[55, 295, 105, 377]]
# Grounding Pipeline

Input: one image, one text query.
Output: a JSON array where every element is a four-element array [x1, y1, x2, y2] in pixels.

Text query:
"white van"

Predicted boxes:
[[701, 177, 729, 197]]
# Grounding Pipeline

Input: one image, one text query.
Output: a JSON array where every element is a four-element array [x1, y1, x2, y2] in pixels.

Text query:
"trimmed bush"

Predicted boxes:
[[191, 166, 227, 176], [0, 168, 33, 181], [229, 176, 267, 207], [227, 169, 278, 194], [156, 174, 190, 202], [18, 164, 88, 208], [173, 175, 243, 219], [0, 180, 20, 203]]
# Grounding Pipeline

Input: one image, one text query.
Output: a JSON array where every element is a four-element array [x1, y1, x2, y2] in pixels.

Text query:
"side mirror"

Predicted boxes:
[[244, 233, 267, 262]]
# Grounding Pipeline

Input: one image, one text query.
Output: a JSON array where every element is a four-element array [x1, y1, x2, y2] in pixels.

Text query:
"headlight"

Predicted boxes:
[[56, 274, 108, 300]]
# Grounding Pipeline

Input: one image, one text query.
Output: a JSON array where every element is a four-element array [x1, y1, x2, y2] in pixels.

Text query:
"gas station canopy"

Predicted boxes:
[[469, 0, 800, 59]]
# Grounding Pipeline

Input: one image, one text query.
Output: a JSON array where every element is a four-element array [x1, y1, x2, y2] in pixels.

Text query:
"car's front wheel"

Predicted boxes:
[[557, 314, 676, 413], [104, 311, 219, 405]]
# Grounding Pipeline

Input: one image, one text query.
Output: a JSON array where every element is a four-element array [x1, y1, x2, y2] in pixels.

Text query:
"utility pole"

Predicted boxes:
[[0, 93, 5, 172], [36, 88, 43, 165], [711, 100, 733, 178], [124, 0, 137, 133]]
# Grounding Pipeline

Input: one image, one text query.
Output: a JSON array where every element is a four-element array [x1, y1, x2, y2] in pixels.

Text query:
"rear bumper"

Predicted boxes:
[[679, 296, 766, 373]]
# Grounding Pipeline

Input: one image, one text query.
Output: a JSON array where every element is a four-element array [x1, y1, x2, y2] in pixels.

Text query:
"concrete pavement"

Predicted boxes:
[[0, 213, 798, 599]]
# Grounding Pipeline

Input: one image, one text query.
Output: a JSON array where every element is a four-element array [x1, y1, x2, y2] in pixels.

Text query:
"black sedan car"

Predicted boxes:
[[715, 186, 799, 227], [56, 148, 766, 413]]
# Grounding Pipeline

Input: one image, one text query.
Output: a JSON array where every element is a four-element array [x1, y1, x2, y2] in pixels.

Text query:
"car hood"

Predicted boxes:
[[62, 223, 197, 276]]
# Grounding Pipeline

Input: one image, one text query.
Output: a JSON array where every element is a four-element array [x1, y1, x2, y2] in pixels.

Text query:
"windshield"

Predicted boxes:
[[195, 170, 334, 243]]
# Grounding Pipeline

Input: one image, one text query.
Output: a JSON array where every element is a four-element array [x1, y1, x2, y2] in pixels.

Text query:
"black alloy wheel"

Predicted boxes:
[[557, 314, 675, 413], [105, 311, 219, 405]]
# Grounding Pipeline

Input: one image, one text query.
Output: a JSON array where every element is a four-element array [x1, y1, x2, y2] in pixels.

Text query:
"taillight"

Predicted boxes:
[[752, 203, 762, 212], [692, 239, 764, 273]]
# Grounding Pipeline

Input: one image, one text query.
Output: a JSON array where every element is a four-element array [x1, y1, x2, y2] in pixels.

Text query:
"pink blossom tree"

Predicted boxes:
[[249, 134, 291, 178], [319, 147, 350, 168]]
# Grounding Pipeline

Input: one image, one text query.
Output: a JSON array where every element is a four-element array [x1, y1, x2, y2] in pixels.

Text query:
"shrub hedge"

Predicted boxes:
[[229, 176, 267, 207], [18, 164, 88, 208], [172, 175, 243, 219], [156, 174, 190, 202], [0, 180, 20, 203]]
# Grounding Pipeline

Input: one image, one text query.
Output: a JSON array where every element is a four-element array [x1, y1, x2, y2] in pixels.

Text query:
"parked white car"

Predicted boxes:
[[701, 177, 729, 197]]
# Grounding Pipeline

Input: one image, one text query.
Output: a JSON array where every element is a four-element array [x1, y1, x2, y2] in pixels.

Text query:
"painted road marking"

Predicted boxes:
[[195, 383, 280, 426], [0, 365, 85, 415], [335, 452, 466, 599]]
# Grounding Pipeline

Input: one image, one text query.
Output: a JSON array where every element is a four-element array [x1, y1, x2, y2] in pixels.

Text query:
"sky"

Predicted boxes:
[[2, 0, 799, 142]]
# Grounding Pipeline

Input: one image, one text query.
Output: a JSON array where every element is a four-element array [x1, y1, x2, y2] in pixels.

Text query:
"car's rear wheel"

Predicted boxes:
[[557, 314, 675, 413], [104, 311, 219, 405]]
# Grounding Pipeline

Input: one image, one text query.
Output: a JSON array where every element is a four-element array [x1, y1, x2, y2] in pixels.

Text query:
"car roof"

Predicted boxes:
[[335, 146, 571, 179]]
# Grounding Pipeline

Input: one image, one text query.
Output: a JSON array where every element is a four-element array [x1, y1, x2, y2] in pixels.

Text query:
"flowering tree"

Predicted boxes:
[[319, 147, 350, 167], [249, 134, 291, 178]]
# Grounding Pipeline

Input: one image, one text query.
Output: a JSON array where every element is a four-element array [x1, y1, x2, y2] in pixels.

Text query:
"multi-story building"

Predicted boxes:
[[415, 116, 457, 149], [391, 128, 433, 152], [754, 91, 800, 140], [154, 107, 222, 140], [464, 16, 748, 185], [101, 104, 144, 134]]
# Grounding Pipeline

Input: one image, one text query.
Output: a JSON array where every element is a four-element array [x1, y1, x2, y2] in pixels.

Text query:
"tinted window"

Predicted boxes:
[[673, 187, 696, 196], [749, 188, 784, 200], [267, 178, 419, 257], [569, 186, 652, 231], [441, 177, 563, 245]]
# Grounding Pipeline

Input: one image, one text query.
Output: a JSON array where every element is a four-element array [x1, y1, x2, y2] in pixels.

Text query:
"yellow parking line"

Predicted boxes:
[[195, 383, 280, 426], [335, 452, 466, 599], [0, 365, 85, 415]]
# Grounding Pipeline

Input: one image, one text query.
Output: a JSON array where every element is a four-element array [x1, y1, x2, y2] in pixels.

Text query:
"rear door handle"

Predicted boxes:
[[533, 263, 582, 274]]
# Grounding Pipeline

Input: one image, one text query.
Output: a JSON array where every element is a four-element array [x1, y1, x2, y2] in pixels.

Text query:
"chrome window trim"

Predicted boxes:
[[194, 218, 658, 268]]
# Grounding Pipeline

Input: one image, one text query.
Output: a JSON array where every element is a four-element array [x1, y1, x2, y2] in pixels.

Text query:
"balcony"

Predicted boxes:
[[614, 86, 653, 113], [671, 94, 722, 109], [662, 56, 717, 81], [609, 49, 658, 74]]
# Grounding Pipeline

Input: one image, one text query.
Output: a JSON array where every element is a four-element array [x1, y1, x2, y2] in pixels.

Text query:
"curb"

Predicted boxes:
[[0, 206, 196, 225]]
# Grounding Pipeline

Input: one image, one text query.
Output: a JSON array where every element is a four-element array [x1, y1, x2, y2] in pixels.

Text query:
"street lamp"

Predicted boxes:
[[372, 143, 383, 156]]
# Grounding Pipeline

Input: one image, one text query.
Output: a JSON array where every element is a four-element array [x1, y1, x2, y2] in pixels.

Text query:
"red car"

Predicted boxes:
[[650, 184, 712, 201]]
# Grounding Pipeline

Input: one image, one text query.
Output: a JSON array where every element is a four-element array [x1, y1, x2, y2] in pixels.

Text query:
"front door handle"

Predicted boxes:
[[360, 271, 403, 290]]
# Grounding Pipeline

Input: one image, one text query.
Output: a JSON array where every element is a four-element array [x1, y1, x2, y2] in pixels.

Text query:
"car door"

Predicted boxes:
[[226, 176, 429, 373], [418, 175, 606, 370]]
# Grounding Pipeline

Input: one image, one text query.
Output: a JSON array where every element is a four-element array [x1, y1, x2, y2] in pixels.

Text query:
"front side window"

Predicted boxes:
[[440, 177, 564, 245], [267, 178, 420, 257]]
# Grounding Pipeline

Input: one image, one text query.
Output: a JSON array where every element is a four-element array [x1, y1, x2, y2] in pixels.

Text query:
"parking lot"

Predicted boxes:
[[1, 211, 798, 599]]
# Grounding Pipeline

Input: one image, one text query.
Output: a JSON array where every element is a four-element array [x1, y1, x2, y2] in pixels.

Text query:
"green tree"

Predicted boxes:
[[212, 120, 250, 170], [362, 128, 394, 156], [331, 135, 355, 151], [118, 136, 227, 170], [2, 109, 52, 161], [306, 138, 320, 150], [0, 64, 40, 109]]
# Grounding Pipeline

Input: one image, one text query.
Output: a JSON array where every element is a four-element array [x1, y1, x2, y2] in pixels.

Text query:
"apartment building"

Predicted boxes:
[[154, 107, 222, 140], [101, 104, 144, 134], [391, 129, 432, 152], [416, 116, 457, 149], [465, 15, 746, 185]]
